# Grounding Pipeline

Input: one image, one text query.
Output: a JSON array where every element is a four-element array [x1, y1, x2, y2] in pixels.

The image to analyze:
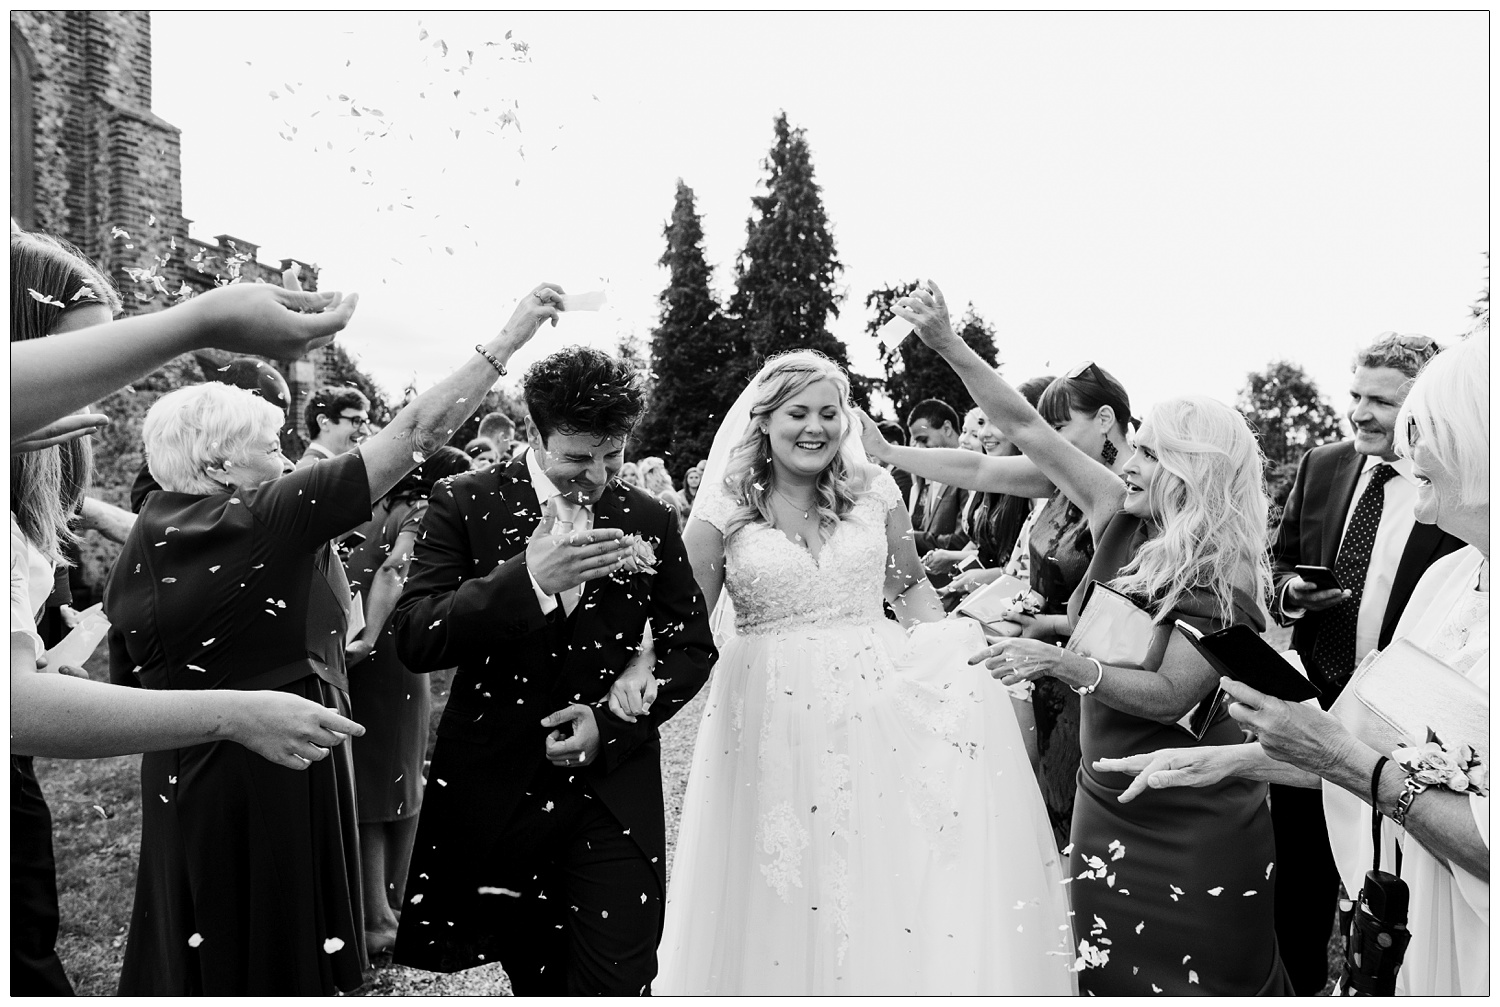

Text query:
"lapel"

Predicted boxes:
[[1380, 524, 1462, 646], [1322, 444, 1363, 567], [926, 482, 953, 533]]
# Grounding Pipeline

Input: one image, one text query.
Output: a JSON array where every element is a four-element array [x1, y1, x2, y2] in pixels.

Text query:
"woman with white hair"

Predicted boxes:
[[1099, 333, 1489, 996], [898, 282, 1288, 995], [105, 283, 568, 995]]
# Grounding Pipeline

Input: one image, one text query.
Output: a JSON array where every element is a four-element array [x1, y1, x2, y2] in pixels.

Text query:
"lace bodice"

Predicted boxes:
[[695, 469, 904, 636]]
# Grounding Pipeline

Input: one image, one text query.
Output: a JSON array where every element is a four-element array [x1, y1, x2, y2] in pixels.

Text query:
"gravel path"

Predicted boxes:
[[351, 687, 709, 996]]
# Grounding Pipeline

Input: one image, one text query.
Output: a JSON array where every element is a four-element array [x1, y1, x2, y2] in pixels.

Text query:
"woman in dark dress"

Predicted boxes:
[[105, 282, 569, 995], [862, 368, 1132, 850], [898, 281, 1288, 995], [344, 446, 471, 956]]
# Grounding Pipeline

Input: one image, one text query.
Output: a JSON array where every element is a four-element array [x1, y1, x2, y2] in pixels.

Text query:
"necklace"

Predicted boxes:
[[772, 486, 816, 521]]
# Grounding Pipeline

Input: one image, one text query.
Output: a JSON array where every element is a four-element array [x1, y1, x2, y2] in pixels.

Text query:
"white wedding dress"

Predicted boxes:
[[654, 469, 1075, 995]]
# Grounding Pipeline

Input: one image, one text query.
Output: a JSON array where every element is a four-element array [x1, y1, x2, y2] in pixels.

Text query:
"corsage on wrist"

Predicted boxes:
[[1390, 729, 1487, 827]]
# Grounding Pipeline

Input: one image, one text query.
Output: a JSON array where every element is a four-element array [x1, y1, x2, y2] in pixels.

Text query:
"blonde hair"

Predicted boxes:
[[1111, 396, 1273, 625], [10, 438, 90, 566], [144, 383, 284, 494], [1396, 333, 1487, 508], [636, 456, 675, 497], [721, 351, 864, 543]]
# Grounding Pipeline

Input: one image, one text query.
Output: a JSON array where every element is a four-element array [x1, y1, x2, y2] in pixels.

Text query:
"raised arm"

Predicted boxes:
[[359, 284, 563, 502], [893, 283, 1126, 533], [12, 284, 356, 439], [858, 409, 1056, 500]]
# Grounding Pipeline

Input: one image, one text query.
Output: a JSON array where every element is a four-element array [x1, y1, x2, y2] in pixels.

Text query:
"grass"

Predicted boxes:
[[35, 624, 1341, 995]]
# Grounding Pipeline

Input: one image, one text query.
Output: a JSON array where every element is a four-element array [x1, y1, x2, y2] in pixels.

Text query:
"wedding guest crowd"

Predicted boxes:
[[12, 218, 1487, 999]]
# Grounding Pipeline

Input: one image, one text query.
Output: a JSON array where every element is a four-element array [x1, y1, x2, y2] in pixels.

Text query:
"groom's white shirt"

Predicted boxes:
[[524, 448, 594, 615]]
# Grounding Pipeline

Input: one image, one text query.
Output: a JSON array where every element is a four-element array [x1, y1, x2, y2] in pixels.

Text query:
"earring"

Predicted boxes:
[[1101, 436, 1118, 467]]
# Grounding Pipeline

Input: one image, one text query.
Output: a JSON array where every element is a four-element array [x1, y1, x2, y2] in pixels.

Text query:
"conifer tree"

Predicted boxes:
[[635, 180, 731, 479], [728, 112, 849, 383]]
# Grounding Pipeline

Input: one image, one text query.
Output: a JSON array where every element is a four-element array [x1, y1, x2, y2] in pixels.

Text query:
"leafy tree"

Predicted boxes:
[[1467, 251, 1489, 332], [728, 112, 848, 385], [1236, 360, 1344, 519], [635, 180, 734, 481], [868, 282, 1000, 424]]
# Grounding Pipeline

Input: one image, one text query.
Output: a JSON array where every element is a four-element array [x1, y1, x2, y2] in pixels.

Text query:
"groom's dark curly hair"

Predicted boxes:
[[523, 345, 644, 442]]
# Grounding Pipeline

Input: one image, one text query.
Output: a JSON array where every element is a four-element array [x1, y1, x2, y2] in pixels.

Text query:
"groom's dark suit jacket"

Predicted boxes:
[[389, 455, 715, 973]]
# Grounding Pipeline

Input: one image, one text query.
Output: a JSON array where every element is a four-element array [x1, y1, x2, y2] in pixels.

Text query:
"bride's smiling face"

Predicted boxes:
[[765, 378, 844, 481]]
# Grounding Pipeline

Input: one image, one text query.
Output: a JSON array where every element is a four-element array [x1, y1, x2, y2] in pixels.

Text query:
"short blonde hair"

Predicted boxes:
[[1396, 334, 1487, 508], [144, 383, 284, 494]]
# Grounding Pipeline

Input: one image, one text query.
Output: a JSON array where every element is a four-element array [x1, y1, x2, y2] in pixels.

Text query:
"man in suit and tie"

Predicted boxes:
[[905, 399, 970, 568], [391, 345, 715, 994], [1268, 332, 1463, 995], [298, 385, 371, 467]]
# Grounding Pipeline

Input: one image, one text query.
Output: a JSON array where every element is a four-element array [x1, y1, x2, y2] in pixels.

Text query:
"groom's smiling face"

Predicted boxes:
[[527, 421, 626, 506]]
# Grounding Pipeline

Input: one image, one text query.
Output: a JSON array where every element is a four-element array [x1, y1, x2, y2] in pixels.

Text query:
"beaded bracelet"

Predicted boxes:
[[1073, 656, 1105, 696], [475, 344, 507, 376]]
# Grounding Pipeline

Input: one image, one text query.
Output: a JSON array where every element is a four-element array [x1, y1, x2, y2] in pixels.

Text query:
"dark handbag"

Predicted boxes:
[[1338, 805, 1411, 996]]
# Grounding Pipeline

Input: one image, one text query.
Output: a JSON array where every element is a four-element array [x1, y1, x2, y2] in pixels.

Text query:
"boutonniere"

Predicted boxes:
[[613, 534, 658, 579], [1393, 729, 1487, 797]]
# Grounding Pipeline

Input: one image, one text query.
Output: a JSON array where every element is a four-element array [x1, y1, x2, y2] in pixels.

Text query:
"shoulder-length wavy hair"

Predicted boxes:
[[1395, 331, 1487, 509], [721, 351, 865, 543], [1111, 396, 1273, 625], [9, 229, 118, 564]]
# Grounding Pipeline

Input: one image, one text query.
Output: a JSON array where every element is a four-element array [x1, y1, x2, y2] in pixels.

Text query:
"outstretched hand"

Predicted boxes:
[[231, 690, 364, 770], [892, 281, 959, 353], [496, 283, 566, 355], [12, 412, 109, 453], [854, 407, 892, 462], [181, 283, 359, 360]]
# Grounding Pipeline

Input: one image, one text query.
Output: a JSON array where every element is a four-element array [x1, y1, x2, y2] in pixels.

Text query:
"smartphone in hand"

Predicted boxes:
[[1294, 564, 1343, 592]]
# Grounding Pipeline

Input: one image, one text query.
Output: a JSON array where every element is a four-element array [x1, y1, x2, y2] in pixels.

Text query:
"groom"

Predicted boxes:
[[390, 346, 716, 994]]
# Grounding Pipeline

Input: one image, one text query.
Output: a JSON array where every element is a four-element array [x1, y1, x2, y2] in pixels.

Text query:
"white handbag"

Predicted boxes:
[[1330, 637, 1489, 766]]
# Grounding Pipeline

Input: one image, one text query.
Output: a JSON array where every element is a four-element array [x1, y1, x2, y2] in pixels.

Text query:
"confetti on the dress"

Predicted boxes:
[[1061, 843, 1075, 855], [1207, 886, 1223, 896], [1135, 921, 1144, 934], [188, 933, 204, 947], [323, 937, 345, 953], [1265, 861, 1274, 879], [477, 887, 521, 897], [1242, 890, 1258, 896], [1108, 840, 1125, 860], [1188, 970, 1199, 984]]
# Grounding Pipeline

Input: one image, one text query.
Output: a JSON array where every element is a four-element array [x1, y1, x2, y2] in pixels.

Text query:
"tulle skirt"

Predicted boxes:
[[655, 617, 1076, 995]]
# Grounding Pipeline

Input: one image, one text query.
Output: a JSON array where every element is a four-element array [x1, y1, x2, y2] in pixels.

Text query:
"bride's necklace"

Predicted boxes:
[[772, 486, 816, 522]]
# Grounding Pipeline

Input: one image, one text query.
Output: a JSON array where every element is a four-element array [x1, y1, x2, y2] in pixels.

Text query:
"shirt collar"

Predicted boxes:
[[1363, 453, 1417, 486], [304, 442, 337, 460], [524, 448, 592, 512]]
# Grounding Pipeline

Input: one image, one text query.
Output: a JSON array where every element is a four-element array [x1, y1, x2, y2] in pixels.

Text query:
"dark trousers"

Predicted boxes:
[[484, 772, 662, 995], [11, 757, 75, 996], [1271, 783, 1341, 995]]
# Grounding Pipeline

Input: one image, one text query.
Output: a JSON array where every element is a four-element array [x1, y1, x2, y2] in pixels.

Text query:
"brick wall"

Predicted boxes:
[[11, 10, 341, 432]]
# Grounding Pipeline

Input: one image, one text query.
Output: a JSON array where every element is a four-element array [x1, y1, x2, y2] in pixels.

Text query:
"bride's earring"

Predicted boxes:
[[1101, 436, 1117, 466]]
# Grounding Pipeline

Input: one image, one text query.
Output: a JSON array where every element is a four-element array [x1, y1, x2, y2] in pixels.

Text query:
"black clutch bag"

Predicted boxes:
[[1172, 621, 1323, 739]]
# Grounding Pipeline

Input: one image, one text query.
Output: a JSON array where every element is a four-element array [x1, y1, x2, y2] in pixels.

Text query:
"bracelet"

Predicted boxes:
[[1391, 772, 1429, 828], [1370, 755, 1389, 811], [474, 344, 507, 376], [1073, 656, 1105, 696]]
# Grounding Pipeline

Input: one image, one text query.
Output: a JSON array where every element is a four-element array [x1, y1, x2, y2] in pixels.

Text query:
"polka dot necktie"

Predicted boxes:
[[1308, 463, 1397, 693]]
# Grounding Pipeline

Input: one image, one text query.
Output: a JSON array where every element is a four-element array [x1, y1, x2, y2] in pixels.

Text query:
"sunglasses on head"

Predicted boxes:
[[1065, 360, 1103, 382]]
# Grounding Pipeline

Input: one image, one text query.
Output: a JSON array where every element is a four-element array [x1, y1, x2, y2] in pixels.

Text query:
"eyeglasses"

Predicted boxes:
[[335, 414, 371, 429], [1404, 414, 1422, 449]]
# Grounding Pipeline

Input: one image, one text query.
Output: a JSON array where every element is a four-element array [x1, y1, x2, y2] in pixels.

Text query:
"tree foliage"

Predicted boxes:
[[634, 180, 734, 480], [868, 281, 1000, 424], [1236, 360, 1344, 517], [727, 112, 849, 385]]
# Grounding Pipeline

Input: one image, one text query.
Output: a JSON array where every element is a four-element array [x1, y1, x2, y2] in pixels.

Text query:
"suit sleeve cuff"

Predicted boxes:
[[528, 569, 559, 615], [1279, 580, 1306, 620]]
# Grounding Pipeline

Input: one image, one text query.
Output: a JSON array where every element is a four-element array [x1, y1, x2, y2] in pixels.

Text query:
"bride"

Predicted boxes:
[[645, 351, 1074, 994]]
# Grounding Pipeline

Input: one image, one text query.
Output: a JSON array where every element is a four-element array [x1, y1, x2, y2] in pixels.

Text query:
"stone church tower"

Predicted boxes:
[[11, 10, 341, 427]]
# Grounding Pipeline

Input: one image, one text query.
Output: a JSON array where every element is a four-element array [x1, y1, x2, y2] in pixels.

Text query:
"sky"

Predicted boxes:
[[150, 11, 1488, 428]]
